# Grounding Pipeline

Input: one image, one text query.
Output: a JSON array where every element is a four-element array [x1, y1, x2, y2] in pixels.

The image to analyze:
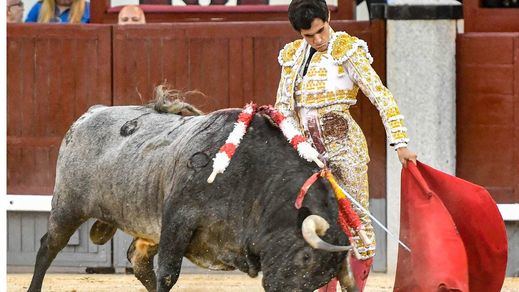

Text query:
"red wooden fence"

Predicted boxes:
[[7, 24, 112, 195], [457, 32, 519, 203]]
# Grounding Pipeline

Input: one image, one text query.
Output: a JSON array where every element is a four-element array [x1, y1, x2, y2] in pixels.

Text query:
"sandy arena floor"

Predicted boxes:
[[7, 273, 519, 292]]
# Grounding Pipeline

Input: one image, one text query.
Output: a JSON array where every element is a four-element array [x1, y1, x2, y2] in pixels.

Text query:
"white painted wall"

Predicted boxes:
[[269, 0, 338, 5], [111, 0, 139, 7], [385, 0, 462, 274], [108, 0, 341, 5]]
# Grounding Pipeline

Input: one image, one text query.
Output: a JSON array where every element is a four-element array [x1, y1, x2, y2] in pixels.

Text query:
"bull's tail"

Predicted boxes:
[[89, 220, 117, 245]]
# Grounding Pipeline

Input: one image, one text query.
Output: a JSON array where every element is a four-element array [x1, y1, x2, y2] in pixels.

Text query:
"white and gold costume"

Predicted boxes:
[[275, 30, 409, 259]]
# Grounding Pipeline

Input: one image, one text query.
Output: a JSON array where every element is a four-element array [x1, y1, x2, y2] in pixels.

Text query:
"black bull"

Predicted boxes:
[[28, 105, 355, 292]]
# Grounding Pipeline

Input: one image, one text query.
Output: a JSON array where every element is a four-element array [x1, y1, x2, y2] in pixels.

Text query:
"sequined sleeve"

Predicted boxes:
[[274, 73, 292, 117], [274, 72, 302, 130], [274, 40, 302, 123], [345, 50, 409, 149]]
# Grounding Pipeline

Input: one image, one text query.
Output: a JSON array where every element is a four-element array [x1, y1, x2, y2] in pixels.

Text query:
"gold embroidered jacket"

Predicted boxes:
[[274, 31, 410, 157]]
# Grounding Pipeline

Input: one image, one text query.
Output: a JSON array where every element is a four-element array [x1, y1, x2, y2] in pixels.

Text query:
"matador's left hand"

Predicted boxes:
[[397, 147, 417, 167]]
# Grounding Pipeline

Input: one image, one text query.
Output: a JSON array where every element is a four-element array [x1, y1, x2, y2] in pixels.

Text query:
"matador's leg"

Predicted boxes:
[[330, 161, 374, 292]]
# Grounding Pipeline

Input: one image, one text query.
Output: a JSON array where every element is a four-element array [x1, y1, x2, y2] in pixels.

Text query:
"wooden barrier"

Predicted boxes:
[[7, 24, 112, 195], [457, 32, 519, 203]]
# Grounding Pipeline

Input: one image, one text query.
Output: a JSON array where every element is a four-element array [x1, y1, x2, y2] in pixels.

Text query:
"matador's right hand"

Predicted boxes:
[[397, 147, 417, 167]]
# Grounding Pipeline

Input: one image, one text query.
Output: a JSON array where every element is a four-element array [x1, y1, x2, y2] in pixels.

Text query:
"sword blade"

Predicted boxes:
[[336, 184, 411, 252]]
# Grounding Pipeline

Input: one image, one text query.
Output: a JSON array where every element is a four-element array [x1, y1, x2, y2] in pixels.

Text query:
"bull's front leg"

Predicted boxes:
[[156, 207, 198, 292]]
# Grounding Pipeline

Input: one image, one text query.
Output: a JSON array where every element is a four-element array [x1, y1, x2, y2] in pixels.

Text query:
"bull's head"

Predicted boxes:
[[301, 215, 357, 291], [255, 177, 355, 292], [260, 214, 355, 291]]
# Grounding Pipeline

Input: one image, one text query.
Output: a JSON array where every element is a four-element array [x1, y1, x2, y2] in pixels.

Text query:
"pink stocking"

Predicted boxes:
[[349, 254, 373, 292]]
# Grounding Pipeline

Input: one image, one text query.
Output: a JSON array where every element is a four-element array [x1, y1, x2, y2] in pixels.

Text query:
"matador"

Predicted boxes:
[[274, 0, 417, 290]]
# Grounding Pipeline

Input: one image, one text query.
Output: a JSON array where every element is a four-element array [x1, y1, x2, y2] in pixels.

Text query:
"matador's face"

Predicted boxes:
[[300, 18, 331, 52]]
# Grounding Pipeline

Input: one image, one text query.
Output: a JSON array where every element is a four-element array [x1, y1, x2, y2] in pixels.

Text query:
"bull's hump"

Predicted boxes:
[[70, 106, 242, 147], [75, 104, 109, 123], [73, 105, 145, 126]]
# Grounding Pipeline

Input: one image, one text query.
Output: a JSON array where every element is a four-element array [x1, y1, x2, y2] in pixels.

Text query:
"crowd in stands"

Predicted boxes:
[[25, 0, 90, 23], [5, 0, 390, 25], [9, 0, 503, 26], [6, 0, 147, 24], [6, 0, 350, 25]]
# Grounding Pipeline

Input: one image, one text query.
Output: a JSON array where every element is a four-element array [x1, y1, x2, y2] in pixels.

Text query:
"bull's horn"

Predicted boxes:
[[301, 215, 351, 252]]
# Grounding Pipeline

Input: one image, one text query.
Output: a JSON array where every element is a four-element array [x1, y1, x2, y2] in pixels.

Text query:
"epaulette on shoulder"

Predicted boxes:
[[329, 32, 374, 65], [278, 39, 305, 67]]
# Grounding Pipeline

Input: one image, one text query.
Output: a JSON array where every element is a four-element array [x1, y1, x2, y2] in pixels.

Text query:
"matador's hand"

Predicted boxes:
[[397, 147, 417, 167]]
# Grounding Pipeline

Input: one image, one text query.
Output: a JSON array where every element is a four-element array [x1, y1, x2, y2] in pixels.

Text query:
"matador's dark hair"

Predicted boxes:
[[288, 0, 329, 31]]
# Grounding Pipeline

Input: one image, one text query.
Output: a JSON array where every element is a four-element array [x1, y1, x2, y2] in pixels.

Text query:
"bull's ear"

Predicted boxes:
[[297, 207, 312, 228]]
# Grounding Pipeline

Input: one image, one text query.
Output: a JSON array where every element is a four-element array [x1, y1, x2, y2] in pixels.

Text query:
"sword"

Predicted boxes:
[[335, 183, 411, 253]]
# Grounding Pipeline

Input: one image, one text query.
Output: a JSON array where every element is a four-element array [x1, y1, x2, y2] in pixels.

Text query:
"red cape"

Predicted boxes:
[[394, 162, 507, 292]]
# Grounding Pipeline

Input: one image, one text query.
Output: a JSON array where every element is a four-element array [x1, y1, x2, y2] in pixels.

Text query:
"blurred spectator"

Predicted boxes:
[[25, 0, 90, 23], [7, 0, 24, 23], [118, 5, 146, 25]]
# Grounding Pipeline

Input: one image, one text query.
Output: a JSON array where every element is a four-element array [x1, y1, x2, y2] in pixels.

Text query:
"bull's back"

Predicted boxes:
[[61, 105, 185, 158], [53, 105, 225, 240]]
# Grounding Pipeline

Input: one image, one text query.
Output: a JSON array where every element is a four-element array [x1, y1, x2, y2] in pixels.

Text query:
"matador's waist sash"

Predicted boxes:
[[305, 112, 326, 156]]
